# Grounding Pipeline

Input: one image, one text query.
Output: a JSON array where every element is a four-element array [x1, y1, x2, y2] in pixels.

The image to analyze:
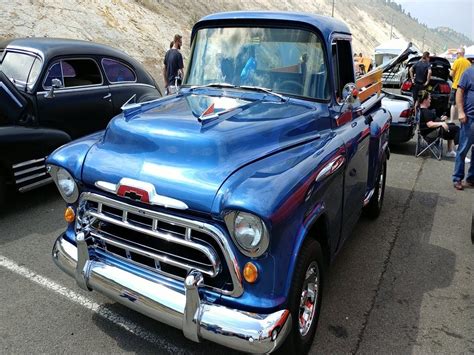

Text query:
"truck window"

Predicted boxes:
[[186, 27, 329, 100], [332, 39, 354, 102]]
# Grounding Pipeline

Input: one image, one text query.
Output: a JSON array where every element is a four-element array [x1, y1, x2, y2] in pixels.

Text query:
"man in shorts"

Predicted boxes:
[[449, 47, 471, 122], [410, 51, 432, 109]]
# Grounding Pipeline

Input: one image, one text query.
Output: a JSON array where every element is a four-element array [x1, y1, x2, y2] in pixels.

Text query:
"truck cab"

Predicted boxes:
[[48, 12, 390, 353]]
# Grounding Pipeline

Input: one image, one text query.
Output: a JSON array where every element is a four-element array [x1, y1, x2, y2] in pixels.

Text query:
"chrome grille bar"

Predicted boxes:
[[91, 232, 217, 276], [85, 209, 219, 267], [77, 192, 244, 297]]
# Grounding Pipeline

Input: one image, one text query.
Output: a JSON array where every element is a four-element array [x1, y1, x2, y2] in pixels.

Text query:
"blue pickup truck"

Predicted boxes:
[[48, 12, 390, 354]]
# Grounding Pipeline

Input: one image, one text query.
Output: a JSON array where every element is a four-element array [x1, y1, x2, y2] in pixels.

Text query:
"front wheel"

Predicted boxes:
[[364, 154, 387, 219], [278, 238, 325, 354]]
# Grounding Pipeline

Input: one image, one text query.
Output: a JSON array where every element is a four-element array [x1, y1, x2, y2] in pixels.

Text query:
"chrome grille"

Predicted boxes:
[[76, 192, 243, 296]]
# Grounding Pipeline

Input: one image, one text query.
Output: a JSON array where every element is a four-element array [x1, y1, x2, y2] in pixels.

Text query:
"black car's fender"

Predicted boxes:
[[0, 126, 71, 189]]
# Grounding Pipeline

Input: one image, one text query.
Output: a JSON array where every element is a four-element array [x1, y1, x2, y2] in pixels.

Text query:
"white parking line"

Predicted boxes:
[[0, 255, 181, 353]]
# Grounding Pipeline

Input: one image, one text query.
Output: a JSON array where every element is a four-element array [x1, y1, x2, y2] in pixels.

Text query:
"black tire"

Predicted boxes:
[[364, 154, 387, 219], [0, 174, 6, 211], [277, 238, 325, 354]]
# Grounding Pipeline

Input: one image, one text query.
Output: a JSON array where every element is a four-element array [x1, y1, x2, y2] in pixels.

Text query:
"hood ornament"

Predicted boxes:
[[95, 178, 188, 210]]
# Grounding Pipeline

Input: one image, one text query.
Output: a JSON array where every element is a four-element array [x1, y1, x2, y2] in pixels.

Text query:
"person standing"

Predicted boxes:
[[452, 65, 474, 190], [449, 47, 471, 122], [410, 51, 432, 109], [163, 34, 184, 95]]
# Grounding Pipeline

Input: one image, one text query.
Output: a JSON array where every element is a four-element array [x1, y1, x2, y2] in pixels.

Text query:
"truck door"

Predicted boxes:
[[331, 38, 370, 244], [36, 58, 112, 140]]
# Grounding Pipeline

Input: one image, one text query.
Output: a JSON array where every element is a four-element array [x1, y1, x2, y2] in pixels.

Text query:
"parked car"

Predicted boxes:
[[48, 12, 390, 354], [400, 56, 451, 117], [375, 45, 416, 143], [382, 90, 414, 143], [0, 38, 161, 205]]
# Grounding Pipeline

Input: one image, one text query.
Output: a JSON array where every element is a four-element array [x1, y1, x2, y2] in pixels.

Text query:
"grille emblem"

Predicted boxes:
[[117, 185, 150, 203]]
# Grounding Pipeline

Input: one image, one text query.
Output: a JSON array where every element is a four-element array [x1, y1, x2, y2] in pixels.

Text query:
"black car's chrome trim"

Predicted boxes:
[[12, 157, 46, 169], [18, 177, 53, 193], [16, 171, 47, 184]]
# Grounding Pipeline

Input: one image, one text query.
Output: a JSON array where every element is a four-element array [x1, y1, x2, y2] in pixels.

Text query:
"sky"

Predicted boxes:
[[393, 0, 473, 41]]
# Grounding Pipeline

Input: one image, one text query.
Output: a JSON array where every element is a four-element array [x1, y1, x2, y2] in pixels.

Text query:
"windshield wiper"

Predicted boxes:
[[188, 82, 237, 91], [239, 85, 288, 102]]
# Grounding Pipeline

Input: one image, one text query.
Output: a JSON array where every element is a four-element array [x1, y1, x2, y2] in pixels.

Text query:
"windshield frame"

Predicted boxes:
[[184, 23, 330, 103], [0, 49, 44, 93]]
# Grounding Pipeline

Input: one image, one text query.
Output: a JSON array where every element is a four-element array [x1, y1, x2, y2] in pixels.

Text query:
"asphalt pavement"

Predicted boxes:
[[1, 139, 473, 354]]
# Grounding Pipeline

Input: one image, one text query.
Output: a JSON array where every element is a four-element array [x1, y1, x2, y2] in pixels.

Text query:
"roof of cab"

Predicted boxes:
[[194, 11, 351, 40], [0, 37, 140, 65]]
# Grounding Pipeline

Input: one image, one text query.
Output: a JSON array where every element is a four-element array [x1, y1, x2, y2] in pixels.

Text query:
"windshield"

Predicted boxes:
[[185, 26, 329, 100], [0, 51, 43, 91]]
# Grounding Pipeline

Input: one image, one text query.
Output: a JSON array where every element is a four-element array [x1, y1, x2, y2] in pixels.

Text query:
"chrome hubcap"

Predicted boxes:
[[298, 261, 320, 336]]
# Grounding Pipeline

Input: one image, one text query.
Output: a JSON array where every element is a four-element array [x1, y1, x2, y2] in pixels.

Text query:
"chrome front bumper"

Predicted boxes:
[[52, 234, 292, 353]]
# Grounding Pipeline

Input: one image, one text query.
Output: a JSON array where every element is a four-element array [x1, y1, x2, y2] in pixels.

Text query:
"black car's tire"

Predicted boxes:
[[364, 153, 387, 219], [0, 174, 6, 211], [277, 238, 324, 354]]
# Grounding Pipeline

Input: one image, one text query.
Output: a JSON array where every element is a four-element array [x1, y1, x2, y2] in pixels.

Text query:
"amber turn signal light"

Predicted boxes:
[[243, 262, 258, 283], [64, 206, 75, 223]]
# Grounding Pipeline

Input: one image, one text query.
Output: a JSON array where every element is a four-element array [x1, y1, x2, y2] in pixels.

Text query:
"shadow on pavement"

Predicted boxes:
[[311, 186, 456, 354]]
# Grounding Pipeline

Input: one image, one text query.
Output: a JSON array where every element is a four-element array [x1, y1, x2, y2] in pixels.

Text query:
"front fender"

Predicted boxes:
[[212, 131, 344, 310], [46, 130, 105, 180]]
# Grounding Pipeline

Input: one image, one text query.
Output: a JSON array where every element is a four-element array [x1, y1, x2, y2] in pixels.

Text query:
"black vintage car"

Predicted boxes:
[[0, 38, 161, 205], [400, 56, 451, 117]]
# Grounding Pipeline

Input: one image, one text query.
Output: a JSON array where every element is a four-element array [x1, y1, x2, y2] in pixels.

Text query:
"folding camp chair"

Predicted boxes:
[[414, 110, 443, 160]]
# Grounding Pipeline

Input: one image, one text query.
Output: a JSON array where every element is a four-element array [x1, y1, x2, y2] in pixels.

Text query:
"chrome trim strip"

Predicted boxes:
[[53, 235, 291, 353], [109, 82, 156, 89], [18, 177, 53, 192], [12, 157, 45, 169], [78, 193, 243, 297], [37, 85, 105, 95], [15, 171, 47, 184], [14, 164, 46, 177]]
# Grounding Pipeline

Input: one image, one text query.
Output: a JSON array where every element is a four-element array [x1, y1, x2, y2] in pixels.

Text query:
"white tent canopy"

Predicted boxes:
[[374, 39, 411, 55]]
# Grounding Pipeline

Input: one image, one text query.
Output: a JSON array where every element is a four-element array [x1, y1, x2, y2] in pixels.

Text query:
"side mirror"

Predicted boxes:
[[44, 78, 63, 99], [341, 83, 358, 105]]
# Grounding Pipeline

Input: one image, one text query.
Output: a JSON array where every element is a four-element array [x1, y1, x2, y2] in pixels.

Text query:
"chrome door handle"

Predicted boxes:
[[103, 93, 112, 99]]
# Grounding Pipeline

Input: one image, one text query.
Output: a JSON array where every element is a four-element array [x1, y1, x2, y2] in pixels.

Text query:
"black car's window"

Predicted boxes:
[[43, 58, 102, 89], [0, 51, 41, 89], [101, 58, 136, 83], [28, 57, 42, 89]]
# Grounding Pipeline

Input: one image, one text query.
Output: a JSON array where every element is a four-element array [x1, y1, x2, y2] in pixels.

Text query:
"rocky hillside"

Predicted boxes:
[[1, 0, 471, 89]]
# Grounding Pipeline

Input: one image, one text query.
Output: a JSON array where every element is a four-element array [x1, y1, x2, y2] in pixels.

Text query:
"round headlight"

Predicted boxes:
[[48, 165, 79, 203], [224, 211, 269, 257], [57, 168, 76, 197], [235, 212, 263, 249]]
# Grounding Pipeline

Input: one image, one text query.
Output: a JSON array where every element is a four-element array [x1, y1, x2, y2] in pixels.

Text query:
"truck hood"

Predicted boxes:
[[82, 92, 322, 212]]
